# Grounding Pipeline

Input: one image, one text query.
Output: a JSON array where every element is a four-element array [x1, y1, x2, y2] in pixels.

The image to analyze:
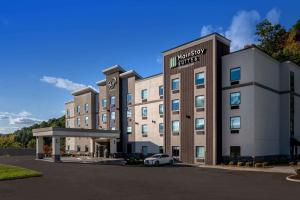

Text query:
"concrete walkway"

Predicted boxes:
[[38, 156, 126, 165], [198, 164, 296, 174]]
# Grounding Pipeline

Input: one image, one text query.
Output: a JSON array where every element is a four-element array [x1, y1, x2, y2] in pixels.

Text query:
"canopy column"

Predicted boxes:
[[36, 136, 44, 159], [52, 136, 61, 162]]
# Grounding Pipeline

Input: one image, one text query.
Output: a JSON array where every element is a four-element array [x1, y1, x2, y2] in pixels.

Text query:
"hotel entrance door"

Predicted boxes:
[[96, 142, 110, 158]]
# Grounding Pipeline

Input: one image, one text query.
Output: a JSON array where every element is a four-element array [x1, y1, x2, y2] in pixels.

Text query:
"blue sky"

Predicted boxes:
[[0, 0, 299, 134]]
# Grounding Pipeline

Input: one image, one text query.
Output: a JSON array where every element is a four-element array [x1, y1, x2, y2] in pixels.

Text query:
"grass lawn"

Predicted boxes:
[[0, 164, 42, 181]]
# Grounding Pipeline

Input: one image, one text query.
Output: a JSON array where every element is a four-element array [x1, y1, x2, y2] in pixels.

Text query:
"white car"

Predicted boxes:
[[144, 154, 174, 166]]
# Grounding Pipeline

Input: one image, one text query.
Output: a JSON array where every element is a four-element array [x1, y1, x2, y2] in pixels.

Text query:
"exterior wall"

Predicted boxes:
[[99, 85, 108, 130], [163, 34, 230, 164], [222, 48, 300, 159], [66, 91, 97, 153], [134, 74, 164, 154]]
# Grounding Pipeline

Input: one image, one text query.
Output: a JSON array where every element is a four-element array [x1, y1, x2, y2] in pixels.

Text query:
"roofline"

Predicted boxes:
[[102, 65, 126, 75], [136, 72, 163, 82], [281, 60, 300, 68], [65, 100, 74, 105], [119, 70, 143, 79], [162, 32, 231, 54], [96, 79, 106, 86], [71, 86, 98, 96]]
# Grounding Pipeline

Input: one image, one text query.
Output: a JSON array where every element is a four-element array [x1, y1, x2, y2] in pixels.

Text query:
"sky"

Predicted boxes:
[[0, 0, 299, 134]]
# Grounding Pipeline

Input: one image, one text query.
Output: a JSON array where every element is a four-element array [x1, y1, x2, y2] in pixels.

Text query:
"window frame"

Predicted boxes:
[[141, 124, 148, 134], [159, 123, 164, 134], [230, 67, 241, 82], [230, 116, 241, 130], [141, 89, 148, 100], [159, 104, 164, 115], [230, 92, 241, 106], [141, 107, 148, 117], [195, 95, 205, 108], [195, 118, 205, 130], [159, 85, 164, 97], [110, 96, 116, 105], [195, 72, 205, 86], [172, 120, 180, 133], [195, 146, 205, 158], [172, 99, 180, 111], [171, 78, 180, 90], [127, 93, 132, 104]]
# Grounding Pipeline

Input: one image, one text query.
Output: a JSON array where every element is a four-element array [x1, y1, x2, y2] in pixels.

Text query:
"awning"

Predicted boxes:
[[33, 127, 120, 138]]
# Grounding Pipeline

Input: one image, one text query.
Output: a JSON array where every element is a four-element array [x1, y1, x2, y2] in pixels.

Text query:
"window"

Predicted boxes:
[[230, 92, 241, 106], [102, 99, 107, 108], [172, 99, 180, 111], [66, 120, 69, 128], [159, 123, 164, 134], [172, 146, 180, 157], [141, 107, 148, 117], [77, 145, 81, 152], [230, 146, 241, 157], [141, 124, 148, 134], [141, 89, 148, 100], [159, 85, 164, 96], [127, 93, 132, 104], [171, 78, 179, 90], [127, 109, 132, 118], [142, 146, 148, 155], [230, 67, 240, 82], [111, 111, 116, 120], [159, 146, 164, 154], [195, 118, 205, 130], [110, 96, 116, 105], [195, 72, 205, 86], [85, 116, 89, 126], [67, 145, 70, 151], [230, 117, 241, 129], [127, 126, 132, 134], [66, 109, 70, 117], [84, 103, 89, 113], [76, 118, 80, 126], [172, 120, 180, 133], [159, 104, 164, 115], [196, 146, 205, 158], [76, 105, 80, 114], [195, 96, 205, 108], [102, 113, 107, 123], [85, 145, 89, 152]]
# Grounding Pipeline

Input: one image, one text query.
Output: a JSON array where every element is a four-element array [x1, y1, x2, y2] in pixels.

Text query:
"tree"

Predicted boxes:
[[256, 19, 287, 61], [283, 19, 300, 65]]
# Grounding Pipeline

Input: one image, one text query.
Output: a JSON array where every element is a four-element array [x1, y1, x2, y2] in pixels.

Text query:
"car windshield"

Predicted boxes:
[[151, 155, 161, 158]]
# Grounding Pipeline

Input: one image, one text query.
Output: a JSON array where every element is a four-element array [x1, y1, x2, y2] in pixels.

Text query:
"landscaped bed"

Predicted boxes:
[[0, 164, 42, 181]]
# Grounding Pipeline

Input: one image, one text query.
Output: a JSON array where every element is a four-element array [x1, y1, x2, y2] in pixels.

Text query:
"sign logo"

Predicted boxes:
[[170, 48, 206, 68], [108, 77, 117, 90]]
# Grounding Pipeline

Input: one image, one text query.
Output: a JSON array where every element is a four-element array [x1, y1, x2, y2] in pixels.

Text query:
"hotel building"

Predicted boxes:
[[65, 33, 300, 165]]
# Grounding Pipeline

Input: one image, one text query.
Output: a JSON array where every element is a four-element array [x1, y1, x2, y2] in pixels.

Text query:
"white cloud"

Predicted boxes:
[[41, 76, 86, 91], [200, 25, 223, 37], [225, 10, 260, 51], [0, 111, 43, 134], [266, 8, 281, 24], [199, 9, 284, 51], [156, 57, 162, 64]]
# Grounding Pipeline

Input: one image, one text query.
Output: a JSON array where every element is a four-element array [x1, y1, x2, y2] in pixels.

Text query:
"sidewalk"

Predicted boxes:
[[197, 164, 296, 174]]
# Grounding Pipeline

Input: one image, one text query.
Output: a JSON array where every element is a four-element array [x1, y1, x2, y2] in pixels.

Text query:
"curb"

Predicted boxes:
[[286, 175, 300, 183]]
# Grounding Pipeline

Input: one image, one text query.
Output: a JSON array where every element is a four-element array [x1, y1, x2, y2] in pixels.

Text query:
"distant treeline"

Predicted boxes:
[[0, 116, 65, 149]]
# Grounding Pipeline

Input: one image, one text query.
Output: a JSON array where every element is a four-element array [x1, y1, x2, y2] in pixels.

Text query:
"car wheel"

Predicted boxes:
[[169, 159, 174, 165], [155, 161, 159, 166]]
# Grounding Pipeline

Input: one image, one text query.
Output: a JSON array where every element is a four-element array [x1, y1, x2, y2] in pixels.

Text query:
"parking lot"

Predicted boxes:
[[0, 156, 299, 200]]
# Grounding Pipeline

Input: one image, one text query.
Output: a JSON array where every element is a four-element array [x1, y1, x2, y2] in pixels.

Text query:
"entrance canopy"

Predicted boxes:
[[33, 127, 120, 162], [33, 127, 120, 138]]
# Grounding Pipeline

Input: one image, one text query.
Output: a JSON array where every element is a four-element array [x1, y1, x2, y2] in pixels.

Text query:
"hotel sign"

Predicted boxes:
[[170, 48, 206, 68], [108, 77, 117, 90]]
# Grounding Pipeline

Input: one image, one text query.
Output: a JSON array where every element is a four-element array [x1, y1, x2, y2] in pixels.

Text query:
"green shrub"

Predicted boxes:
[[255, 163, 263, 168], [295, 168, 300, 175], [228, 161, 235, 166], [263, 162, 269, 167], [289, 161, 295, 166], [245, 162, 252, 167], [237, 162, 244, 167]]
